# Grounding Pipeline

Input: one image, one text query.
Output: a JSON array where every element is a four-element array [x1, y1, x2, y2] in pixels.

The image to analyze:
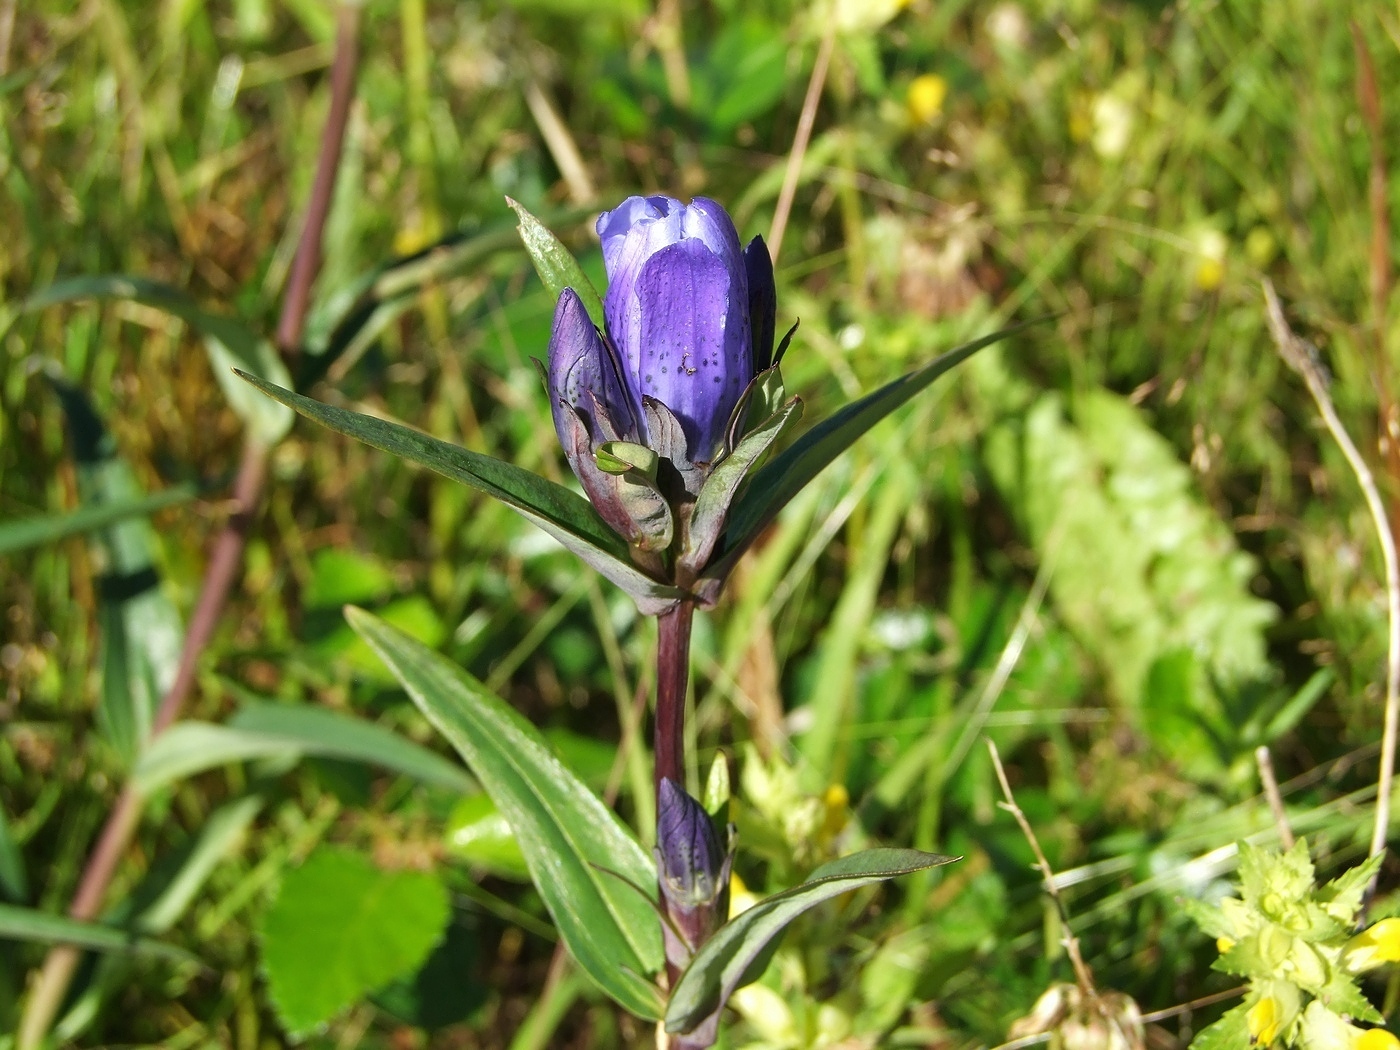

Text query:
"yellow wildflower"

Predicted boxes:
[[907, 74, 948, 124]]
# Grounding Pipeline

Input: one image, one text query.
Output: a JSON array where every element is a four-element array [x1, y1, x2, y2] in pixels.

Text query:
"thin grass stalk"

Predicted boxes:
[[1262, 282, 1400, 899]]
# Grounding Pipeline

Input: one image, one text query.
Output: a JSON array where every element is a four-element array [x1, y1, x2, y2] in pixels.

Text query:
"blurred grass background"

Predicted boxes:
[[2, 0, 1399, 1046]]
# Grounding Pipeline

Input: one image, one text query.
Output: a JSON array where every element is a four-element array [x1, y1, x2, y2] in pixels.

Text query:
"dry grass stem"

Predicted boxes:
[[1255, 745, 1296, 850], [768, 28, 836, 266], [1262, 280, 1400, 878], [985, 738, 1097, 996], [524, 80, 597, 205]]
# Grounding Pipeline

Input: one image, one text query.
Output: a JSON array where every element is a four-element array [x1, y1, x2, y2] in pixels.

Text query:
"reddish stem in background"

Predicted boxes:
[[16, 8, 361, 1048], [654, 600, 694, 794], [276, 2, 360, 357]]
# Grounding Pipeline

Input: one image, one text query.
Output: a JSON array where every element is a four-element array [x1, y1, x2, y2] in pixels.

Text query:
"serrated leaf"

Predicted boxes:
[[346, 608, 665, 1019], [235, 373, 685, 613], [705, 322, 1033, 584], [1189, 1002, 1250, 1050], [506, 197, 605, 329], [259, 848, 449, 1037], [665, 847, 957, 1035], [1320, 853, 1384, 923], [27, 275, 293, 444], [0, 903, 197, 965]]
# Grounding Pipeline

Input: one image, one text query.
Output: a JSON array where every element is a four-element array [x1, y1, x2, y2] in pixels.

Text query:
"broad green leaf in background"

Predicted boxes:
[[346, 607, 665, 1019], [258, 847, 450, 1037], [132, 702, 476, 794], [445, 794, 530, 880], [975, 351, 1278, 773], [507, 197, 605, 328], [703, 321, 1037, 592], [237, 373, 686, 613], [27, 276, 293, 445], [665, 848, 958, 1036], [48, 378, 184, 765], [0, 904, 198, 964], [0, 484, 197, 556]]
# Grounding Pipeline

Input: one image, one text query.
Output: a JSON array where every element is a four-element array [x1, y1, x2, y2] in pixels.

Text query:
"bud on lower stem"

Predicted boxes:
[[656, 778, 732, 972]]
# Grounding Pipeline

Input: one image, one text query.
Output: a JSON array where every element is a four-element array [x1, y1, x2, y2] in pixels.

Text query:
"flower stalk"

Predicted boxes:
[[655, 599, 694, 793]]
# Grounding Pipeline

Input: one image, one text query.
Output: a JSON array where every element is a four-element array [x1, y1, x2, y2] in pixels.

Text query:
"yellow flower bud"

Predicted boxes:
[[1248, 984, 1300, 1047], [1249, 996, 1283, 1046], [1345, 918, 1400, 972], [907, 74, 948, 124], [1358, 1030, 1400, 1050], [1218, 936, 1236, 954]]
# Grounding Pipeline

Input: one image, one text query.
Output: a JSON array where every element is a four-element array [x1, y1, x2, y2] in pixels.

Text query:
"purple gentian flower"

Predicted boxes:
[[547, 197, 777, 537]]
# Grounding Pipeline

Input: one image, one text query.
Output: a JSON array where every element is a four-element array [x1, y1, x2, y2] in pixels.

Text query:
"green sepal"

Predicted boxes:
[[596, 441, 660, 480], [507, 197, 605, 329]]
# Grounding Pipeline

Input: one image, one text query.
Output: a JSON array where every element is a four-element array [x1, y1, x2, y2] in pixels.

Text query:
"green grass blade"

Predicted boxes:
[[27, 275, 293, 444], [228, 701, 476, 793], [47, 378, 185, 766], [134, 704, 478, 795], [346, 607, 665, 1019], [0, 806, 26, 903], [0, 484, 197, 556], [0, 903, 199, 964], [132, 724, 302, 793]]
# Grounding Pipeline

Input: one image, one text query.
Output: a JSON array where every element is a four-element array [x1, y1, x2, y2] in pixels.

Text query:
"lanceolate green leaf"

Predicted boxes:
[[49, 378, 184, 766], [507, 197, 606, 329], [228, 702, 476, 793], [346, 608, 665, 1019], [0, 805, 26, 902], [0, 484, 197, 556], [133, 724, 301, 793], [27, 275, 294, 445], [705, 322, 1038, 584], [235, 373, 685, 612], [133, 704, 477, 794], [0, 903, 198, 965], [665, 848, 958, 1035]]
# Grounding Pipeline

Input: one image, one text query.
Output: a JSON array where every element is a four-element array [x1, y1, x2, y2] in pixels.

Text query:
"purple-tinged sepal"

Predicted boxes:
[[743, 236, 776, 374]]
